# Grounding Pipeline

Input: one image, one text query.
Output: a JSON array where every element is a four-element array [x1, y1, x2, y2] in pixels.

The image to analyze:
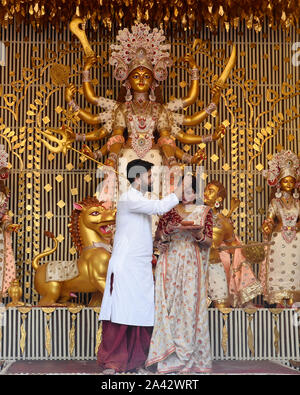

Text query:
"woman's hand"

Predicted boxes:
[[165, 223, 180, 234], [189, 227, 205, 240], [65, 83, 77, 103], [154, 240, 169, 254]]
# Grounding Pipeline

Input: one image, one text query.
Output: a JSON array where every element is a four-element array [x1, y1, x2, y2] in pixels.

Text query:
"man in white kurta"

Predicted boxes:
[[97, 159, 182, 373]]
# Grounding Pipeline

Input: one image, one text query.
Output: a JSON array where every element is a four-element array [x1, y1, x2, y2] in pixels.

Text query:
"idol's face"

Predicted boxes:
[[280, 176, 296, 194], [128, 67, 154, 93], [204, 183, 220, 207]]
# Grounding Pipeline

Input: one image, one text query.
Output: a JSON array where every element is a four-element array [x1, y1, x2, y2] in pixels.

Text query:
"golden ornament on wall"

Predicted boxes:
[[50, 63, 71, 87]]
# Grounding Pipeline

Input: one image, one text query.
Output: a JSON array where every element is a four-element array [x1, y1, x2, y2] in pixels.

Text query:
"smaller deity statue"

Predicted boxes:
[[204, 180, 262, 308], [0, 145, 20, 301], [260, 150, 300, 307]]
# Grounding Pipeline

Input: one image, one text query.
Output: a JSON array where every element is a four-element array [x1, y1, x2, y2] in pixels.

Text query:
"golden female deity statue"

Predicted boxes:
[[204, 180, 262, 308], [42, 20, 236, 202], [260, 150, 300, 307], [0, 145, 21, 301]]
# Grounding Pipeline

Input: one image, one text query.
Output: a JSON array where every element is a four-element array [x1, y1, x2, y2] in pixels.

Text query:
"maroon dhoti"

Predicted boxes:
[[97, 320, 153, 372]]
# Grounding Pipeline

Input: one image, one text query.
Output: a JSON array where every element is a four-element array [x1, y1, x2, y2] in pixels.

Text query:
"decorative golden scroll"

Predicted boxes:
[[68, 306, 84, 356], [41, 307, 56, 356], [244, 308, 258, 355], [17, 307, 32, 355], [0, 1, 298, 32], [93, 307, 102, 356], [95, 321, 102, 357], [269, 308, 283, 355], [218, 307, 232, 355]]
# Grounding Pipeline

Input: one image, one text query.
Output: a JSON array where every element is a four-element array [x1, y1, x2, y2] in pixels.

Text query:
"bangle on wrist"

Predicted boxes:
[[108, 152, 118, 163], [202, 135, 213, 143], [182, 153, 192, 164], [76, 134, 86, 142], [82, 70, 91, 83], [204, 102, 217, 115], [191, 67, 199, 81], [68, 100, 80, 112]]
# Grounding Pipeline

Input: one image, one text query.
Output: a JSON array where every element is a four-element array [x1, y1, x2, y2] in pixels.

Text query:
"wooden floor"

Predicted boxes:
[[1, 360, 299, 375]]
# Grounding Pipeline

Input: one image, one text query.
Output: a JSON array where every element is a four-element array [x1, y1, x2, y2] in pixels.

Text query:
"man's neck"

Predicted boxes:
[[131, 183, 142, 193]]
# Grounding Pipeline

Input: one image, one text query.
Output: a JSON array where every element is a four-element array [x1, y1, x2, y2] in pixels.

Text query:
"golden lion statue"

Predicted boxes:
[[33, 197, 116, 306]]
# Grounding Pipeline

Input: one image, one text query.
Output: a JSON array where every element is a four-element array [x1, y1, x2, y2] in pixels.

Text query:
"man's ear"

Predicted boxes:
[[134, 174, 141, 184]]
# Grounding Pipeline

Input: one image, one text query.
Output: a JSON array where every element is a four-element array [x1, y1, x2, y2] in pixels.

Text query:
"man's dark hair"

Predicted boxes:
[[127, 159, 154, 184]]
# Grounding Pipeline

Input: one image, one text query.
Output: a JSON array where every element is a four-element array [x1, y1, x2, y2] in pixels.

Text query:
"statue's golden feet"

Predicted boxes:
[[214, 302, 228, 309], [64, 301, 83, 307], [6, 302, 25, 307]]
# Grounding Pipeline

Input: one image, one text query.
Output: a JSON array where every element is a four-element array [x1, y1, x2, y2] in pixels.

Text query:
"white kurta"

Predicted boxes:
[[99, 186, 179, 326]]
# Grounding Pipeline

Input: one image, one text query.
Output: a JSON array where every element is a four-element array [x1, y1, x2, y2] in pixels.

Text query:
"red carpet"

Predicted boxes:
[[1, 360, 299, 375]]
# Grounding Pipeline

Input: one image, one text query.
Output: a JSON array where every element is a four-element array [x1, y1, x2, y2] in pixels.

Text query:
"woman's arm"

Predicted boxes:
[[191, 209, 213, 248]]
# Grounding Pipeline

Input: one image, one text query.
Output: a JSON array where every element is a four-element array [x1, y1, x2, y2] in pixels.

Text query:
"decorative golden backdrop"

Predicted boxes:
[[0, 1, 299, 32], [0, 21, 299, 305]]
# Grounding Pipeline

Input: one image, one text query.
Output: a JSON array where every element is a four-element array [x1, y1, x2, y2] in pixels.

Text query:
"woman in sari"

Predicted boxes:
[[146, 176, 213, 374]]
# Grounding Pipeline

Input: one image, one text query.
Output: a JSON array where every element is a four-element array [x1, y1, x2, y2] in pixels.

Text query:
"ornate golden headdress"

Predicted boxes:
[[109, 23, 172, 81], [263, 150, 300, 187]]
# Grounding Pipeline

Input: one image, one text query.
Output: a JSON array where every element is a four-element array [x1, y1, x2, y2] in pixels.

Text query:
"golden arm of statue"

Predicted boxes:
[[183, 85, 221, 127], [85, 127, 109, 141], [159, 129, 177, 165], [175, 146, 188, 162], [182, 44, 236, 125], [82, 55, 101, 105], [179, 54, 199, 108], [104, 127, 125, 168], [261, 210, 276, 236], [175, 146, 206, 165], [65, 83, 106, 126], [75, 126, 109, 142], [81, 142, 108, 161], [176, 123, 226, 145], [222, 223, 240, 254]]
